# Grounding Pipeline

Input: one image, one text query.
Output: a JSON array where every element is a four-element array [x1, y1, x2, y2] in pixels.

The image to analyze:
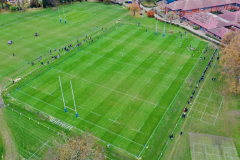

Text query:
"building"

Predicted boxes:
[[7, 0, 16, 4], [182, 11, 240, 39], [165, 0, 240, 39], [165, 0, 240, 17], [166, 0, 177, 4]]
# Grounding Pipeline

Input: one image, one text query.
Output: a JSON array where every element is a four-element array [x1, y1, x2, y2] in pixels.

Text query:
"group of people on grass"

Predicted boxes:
[[47, 34, 96, 60], [170, 46, 218, 140]]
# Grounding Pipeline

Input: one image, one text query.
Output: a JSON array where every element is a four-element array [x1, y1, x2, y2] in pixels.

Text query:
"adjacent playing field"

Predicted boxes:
[[0, 2, 129, 84], [8, 20, 207, 156], [189, 132, 239, 160]]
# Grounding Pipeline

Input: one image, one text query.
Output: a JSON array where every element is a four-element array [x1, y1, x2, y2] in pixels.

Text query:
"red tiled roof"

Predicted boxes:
[[221, 9, 230, 14], [225, 22, 240, 28], [183, 12, 230, 29], [208, 27, 231, 37], [166, 0, 240, 11], [218, 11, 240, 22]]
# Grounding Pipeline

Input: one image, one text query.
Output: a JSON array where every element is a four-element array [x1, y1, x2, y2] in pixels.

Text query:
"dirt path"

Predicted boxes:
[[168, 65, 214, 160], [0, 88, 18, 160]]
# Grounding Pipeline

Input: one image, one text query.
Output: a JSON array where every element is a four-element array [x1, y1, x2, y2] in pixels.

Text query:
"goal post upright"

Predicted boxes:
[[59, 76, 67, 112], [58, 5, 61, 20], [70, 81, 78, 117], [63, 7, 66, 23], [155, 17, 158, 35]]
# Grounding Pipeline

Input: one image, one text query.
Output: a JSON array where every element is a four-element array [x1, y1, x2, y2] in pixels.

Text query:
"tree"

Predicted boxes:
[[147, 0, 152, 5], [4, 0, 7, 11], [128, 1, 140, 16], [30, 0, 39, 8], [46, 132, 106, 160], [166, 11, 179, 25], [158, 0, 167, 11], [220, 32, 240, 95], [137, 0, 141, 5], [221, 31, 237, 45], [147, 9, 154, 17], [42, 0, 47, 8], [47, 0, 57, 9], [21, 0, 29, 10]]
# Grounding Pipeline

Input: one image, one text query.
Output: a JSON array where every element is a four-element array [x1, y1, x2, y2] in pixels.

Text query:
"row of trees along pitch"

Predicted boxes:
[[220, 32, 240, 95]]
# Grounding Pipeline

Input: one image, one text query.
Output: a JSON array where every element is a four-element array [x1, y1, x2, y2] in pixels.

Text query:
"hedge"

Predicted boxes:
[[141, 2, 157, 8], [206, 34, 220, 41], [10, 6, 16, 12], [111, 1, 122, 5], [193, 26, 199, 30]]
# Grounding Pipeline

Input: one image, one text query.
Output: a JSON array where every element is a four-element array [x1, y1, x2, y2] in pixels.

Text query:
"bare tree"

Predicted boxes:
[[138, 0, 141, 5], [30, 0, 39, 8], [47, 0, 57, 9], [21, 0, 28, 10], [162, 0, 167, 4], [166, 11, 179, 25], [15, 0, 21, 11], [220, 32, 240, 95], [46, 132, 106, 160], [4, 0, 7, 11], [221, 31, 236, 45], [158, 0, 167, 11]]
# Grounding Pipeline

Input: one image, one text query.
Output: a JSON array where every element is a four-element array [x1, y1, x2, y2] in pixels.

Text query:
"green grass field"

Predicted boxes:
[[0, 132, 3, 160], [158, 45, 240, 160], [189, 133, 239, 160], [6, 17, 208, 158], [2, 105, 58, 159], [2, 2, 240, 160], [0, 2, 130, 85]]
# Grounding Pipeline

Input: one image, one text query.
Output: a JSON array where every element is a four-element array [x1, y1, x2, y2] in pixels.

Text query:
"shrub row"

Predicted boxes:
[[193, 26, 199, 30], [206, 34, 220, 41], [112, 1, 123, 5], [141, 2, 157, 8]]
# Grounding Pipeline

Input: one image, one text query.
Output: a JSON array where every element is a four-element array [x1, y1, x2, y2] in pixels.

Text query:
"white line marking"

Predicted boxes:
[[200, 93, 212, 120], [213, 96, 224, 125], [195, 102, 218, 110], [140, 45, 203, 157], [50, 88, 58, 95], [198, 95, 222, 103], [81, 51, 185, 80], [191, 109, 217, 117], [144, 79, 152, 84], [8, 98, 138, 158], [91, 111, 102, 117], [204, 144, 208, 160], [13, 92, 143, 147], [109, 119, 120, 124], [114, 71, 123, 74], [28, 140, 50, 160], [53, 68, 167, 109], [28, 151, 38, 158]]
